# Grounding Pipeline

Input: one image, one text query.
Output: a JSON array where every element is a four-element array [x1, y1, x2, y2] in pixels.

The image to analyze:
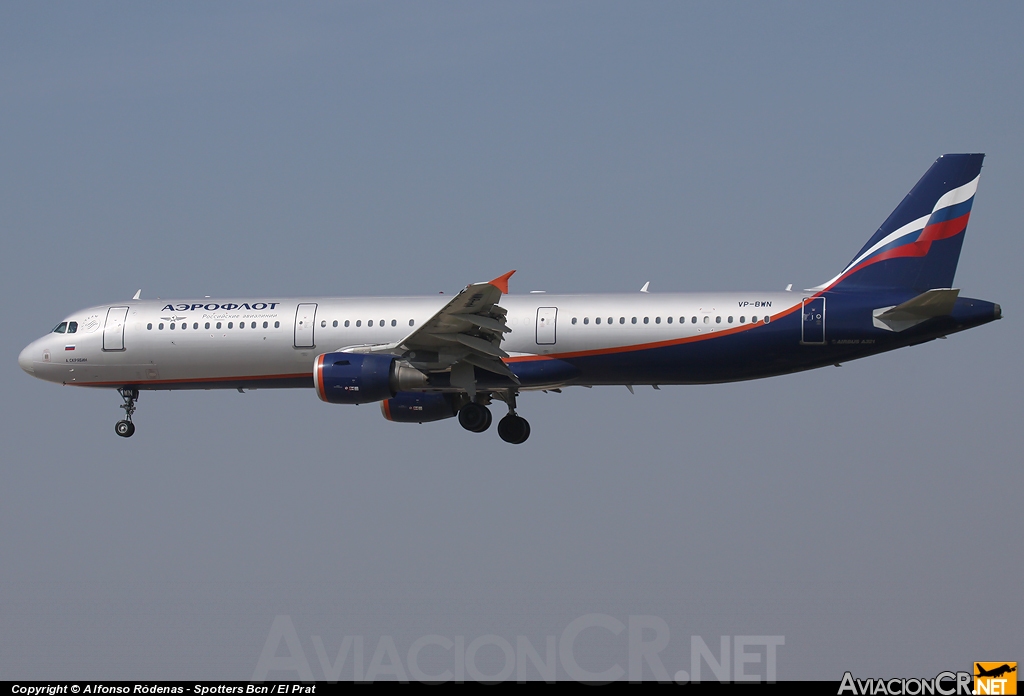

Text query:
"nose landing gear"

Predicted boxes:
[[115, 387, 138, 438]]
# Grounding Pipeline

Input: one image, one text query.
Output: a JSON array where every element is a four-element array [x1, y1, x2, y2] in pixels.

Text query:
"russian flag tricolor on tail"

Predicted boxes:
[[816, 154, 984, 293]]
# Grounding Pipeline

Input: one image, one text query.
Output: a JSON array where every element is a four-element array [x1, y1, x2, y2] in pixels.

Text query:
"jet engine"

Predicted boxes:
[[314, 353, 427, 405], [381, 392, 466, 423]]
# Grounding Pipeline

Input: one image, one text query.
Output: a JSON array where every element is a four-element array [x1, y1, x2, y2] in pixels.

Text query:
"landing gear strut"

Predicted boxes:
[[458, 401, 492, 433], [497, 390, 530, 444], [115, 387, 138, 438]]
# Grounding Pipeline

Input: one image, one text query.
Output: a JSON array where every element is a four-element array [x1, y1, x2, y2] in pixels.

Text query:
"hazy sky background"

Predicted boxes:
[[1, 2, 1021, 681]]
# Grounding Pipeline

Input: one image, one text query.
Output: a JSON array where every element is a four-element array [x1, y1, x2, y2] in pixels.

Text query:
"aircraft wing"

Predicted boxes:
[[345, 270, 519, 382]]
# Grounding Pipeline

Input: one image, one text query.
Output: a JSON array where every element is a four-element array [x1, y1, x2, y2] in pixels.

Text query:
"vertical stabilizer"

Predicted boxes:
[[816, 154, 984, 292]]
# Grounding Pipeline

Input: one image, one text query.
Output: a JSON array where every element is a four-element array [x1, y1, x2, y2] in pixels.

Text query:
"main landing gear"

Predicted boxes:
[[458, 391, 530, 444], [458, 401, 492, 433], [115, 387, 138, 438]]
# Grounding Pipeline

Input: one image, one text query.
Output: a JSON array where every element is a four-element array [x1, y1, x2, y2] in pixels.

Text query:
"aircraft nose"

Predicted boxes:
[[19, 343, 35, 374]]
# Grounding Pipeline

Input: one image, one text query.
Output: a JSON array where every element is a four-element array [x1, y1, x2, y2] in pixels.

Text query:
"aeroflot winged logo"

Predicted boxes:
[[161, 302, 281, 312]]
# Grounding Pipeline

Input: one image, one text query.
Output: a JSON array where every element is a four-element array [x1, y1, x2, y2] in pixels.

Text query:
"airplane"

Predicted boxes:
[[18, 154, 1001, 444], [975, 664, 1016, 679]]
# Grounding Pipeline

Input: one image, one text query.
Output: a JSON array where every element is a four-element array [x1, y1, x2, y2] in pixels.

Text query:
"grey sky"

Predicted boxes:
[[1, 2, 1021, 681]]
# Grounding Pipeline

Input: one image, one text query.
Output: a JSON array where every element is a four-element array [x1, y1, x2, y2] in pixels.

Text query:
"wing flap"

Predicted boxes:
[[357, 271, 518, 387]]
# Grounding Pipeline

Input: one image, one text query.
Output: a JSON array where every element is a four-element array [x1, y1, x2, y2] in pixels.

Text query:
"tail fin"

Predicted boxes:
[[816, 154, 984, 292]]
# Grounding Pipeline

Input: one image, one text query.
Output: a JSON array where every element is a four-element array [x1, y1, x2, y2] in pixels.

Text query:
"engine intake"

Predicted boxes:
[[314, 353, 428, 404]]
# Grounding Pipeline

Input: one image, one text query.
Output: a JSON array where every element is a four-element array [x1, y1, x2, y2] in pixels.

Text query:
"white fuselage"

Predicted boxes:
[[20, 292, 795, 389]]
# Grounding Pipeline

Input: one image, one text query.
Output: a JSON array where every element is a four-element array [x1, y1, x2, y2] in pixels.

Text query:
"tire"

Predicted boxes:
[[115, 420, 135, 438], [458, 403, 492, 433], [497, 414, 530, 444]]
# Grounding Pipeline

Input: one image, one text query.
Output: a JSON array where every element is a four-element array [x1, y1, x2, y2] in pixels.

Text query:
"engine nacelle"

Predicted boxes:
[[381, 392, 465, 423], [314, 353, 428, 405]]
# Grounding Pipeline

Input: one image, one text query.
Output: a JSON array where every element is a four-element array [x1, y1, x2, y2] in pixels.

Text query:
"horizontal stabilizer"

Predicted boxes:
[[873, 288, 959, 332]]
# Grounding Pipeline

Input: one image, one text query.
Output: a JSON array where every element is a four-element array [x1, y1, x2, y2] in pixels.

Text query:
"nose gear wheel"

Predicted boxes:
[[115, 387, 139, 438]]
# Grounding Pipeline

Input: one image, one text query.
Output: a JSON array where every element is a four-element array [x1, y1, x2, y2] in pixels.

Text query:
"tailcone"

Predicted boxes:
[[950, 297, 1002, 329]]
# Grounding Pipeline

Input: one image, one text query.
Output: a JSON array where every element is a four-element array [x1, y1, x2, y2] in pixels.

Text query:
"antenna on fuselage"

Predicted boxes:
[[132, 289, 141, 300]]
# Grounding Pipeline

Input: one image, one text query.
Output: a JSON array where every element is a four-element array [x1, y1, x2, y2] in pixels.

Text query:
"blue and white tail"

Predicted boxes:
[[815, 154, 984, 293]]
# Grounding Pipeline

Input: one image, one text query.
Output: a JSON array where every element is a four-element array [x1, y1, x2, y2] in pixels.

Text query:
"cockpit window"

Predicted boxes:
[[52, 322, 67, 334], [67, 322, 78, 334]]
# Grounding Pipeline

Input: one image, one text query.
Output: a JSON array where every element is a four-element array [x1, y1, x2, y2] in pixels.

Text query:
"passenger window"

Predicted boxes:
[[345, 320, 350, 327], [251, 322, 256, 329], [159, 323, 164, 330], [205, 322, 211, 329], [356, 320, 362, 327], [655, 317, 661, 324], [321, 320, 327, 328], [216, 322, 222, 329], [667, 317, 673, 324], [740, 316, 746, 323], [274, 321, 280, 328], [263, 321, 269, 329], [643, 317, 649, 324], [619, 317, 625, 324], [764, 315, 770, 324], [715, 316, 721, 323], [607, 317, 613, 324], [147, 323, 153, 330], [239, 322, 244, 329], [596, 317, 602, 325], [572, 318, 577, 325], [333, 320, 338, 327], [391, 319, 397, 327], [703, 316, 709, 324], [228, 322, 233, 329], [409, 319, 415, 326], [170, 323, 176, 330], [727, 316, 733, 324], [691, 317, 696, 324], [193, 322, 199, 329], [181, 323, 186, 330], [631, 317, 637, 324], [583, 317, 589, 325], [368, 320, 374, 327], [52, 322, 67, 334], [751, 316, 758, 323]]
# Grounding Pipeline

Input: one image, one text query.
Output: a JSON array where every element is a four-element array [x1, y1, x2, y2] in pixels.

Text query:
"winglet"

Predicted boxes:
[[488, 270, 516, 294]]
